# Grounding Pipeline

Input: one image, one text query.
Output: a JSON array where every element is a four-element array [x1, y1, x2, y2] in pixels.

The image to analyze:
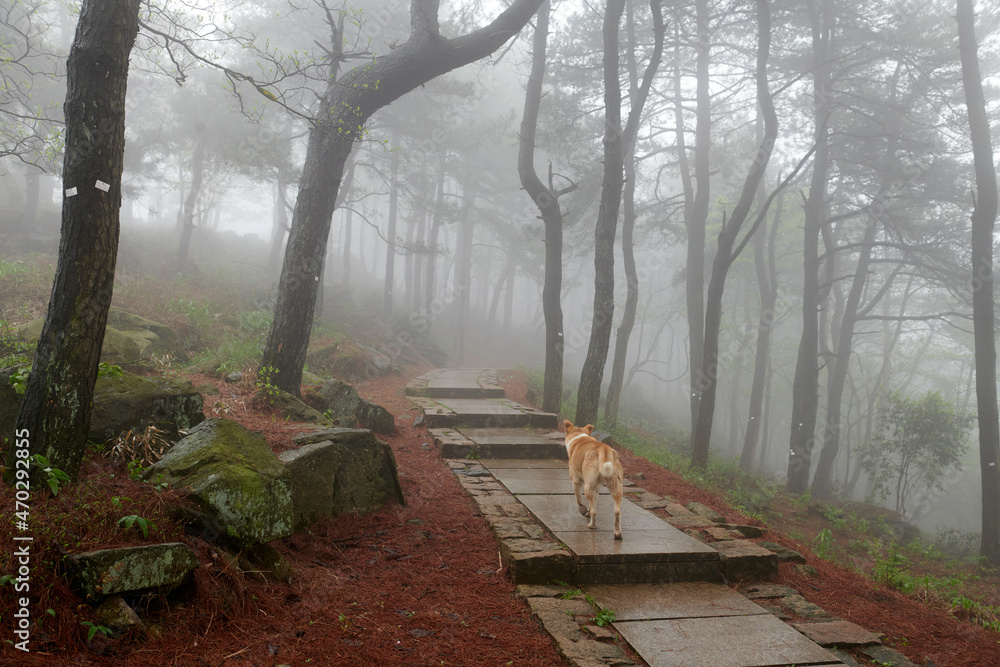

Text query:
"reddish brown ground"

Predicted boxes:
[[5, 365, 1000, 666], [1, 366, 562, 666]]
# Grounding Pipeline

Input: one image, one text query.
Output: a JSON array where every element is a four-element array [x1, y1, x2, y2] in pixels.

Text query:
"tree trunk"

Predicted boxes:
[[787, 0, 832, 494], [517, 0, 568, 414], [811, 218, 878, 497], [957, 0, 1000, 568], [454, 183, 476, 363], [683, 0, 712, 436], [575, 0, 626, 426], [384, 136, 400, 319], [740, 189, 783, 470], [691, 0, 776, 469], [423, 150, 446, 317], [604, 0, 665, 428], [269, 174, 290, 275], [342, 206, 353, 287], [11, 0, 140, 484], [177, 137, 206, 269], [262, 0, 546, 395]]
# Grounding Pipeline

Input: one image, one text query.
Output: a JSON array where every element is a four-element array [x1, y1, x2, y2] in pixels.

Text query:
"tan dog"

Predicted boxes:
[[563, 420, 623, 540]]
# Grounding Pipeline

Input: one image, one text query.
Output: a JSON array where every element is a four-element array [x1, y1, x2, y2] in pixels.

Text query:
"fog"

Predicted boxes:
[[3, 0, 1000, 541]]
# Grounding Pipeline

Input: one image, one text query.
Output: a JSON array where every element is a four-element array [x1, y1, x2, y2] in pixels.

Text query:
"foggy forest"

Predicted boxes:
[[3, 0, 1000, 664]]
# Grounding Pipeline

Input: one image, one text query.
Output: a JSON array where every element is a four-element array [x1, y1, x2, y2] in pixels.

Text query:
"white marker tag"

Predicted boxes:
[[95, 180, 110, 192], [65, 187, 78, 197]]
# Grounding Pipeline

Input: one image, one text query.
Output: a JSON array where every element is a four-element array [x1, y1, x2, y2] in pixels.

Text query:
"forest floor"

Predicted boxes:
[[5, 363, 1000, 665], [4, 251, 1000, 665]]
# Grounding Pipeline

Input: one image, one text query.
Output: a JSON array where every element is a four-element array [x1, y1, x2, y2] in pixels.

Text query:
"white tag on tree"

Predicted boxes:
[[95, 180, 110, 192], [65, 187, 78, 197]]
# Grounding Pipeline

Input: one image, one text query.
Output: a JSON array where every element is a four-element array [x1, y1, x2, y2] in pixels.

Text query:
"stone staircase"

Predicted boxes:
[[409, 369, 908, 667]]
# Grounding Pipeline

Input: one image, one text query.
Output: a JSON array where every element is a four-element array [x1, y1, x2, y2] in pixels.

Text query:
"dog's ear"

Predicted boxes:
[[585, 424, 595, 434], [564, 419, 573, 430]]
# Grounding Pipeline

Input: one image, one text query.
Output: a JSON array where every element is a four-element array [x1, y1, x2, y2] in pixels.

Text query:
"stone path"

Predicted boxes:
[[410, 369, 885, 667]]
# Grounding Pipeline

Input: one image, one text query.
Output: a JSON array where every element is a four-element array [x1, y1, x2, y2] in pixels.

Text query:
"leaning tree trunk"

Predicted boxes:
[[261, 0, 546, 395], [10, 0, 140, 484], [575, 0, 626, 427], [690, 0, 777, 469], [957, 0, 1000, 568], [787, 0, 832, 494]]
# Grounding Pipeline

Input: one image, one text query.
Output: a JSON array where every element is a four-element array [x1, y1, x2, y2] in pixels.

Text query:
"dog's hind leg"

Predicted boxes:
[[608, 477, 623, 540], [584, 481, 599, 530], [571, 474, 589, 517]]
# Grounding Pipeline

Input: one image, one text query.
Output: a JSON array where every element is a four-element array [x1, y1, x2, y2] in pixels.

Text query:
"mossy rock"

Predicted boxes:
[[262, 388, 325, 423], [144, 418, 293, 546], [90, 371, 204, 443], [64, 542, 198, 601], [16, 308, 180, 365], [317, 379, 395, 434]]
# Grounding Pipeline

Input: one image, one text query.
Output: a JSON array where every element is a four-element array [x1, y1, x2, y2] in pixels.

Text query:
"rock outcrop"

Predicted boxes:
[[64, 542, 199, 601], [314, 378, 395, 434], [143, 418, 293, 547], [90, 372, 204, 443], [280, 427, 405, 531]]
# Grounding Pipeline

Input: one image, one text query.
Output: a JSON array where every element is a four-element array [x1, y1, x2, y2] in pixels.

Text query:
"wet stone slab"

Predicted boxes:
[[483, 458, 568, 470], [420, 398, 558, 428], [614, 614, 846, 667], [585, 582, 770, 621], [490, 467, 606, 495]]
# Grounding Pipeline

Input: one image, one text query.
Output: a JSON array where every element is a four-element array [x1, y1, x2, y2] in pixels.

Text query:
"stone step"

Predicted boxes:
[[404, 368, 506, 399], [430, 427, 566, 459], [415, 396, 558, 429]]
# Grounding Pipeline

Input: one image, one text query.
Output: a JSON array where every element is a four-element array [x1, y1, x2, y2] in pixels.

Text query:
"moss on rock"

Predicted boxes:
[[144, 418, 293, 546]]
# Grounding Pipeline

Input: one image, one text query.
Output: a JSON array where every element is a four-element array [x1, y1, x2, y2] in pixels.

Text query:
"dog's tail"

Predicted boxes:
[[602, 461, 615, 477], [600, 450, 617, 478]]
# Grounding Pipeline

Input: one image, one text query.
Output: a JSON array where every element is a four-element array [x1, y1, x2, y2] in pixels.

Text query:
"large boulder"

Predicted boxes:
[[89, 371, 204, 443], [306, 341, 399, 383], [143, 418, 293, 546], [316, 379, 395, 434], [16, 308, 180, 365], [280, 427, 405, 530], [64, 542, 198, 601]]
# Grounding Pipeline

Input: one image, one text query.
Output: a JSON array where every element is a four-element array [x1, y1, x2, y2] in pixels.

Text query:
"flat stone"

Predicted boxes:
[[663, 516, 715, 528], [561, 529, 720, 564], [740, 583, 800, 600], [420, 397, 557, 429], [860, 645, 919, 667], [686, 502, 727, 523], [528, 597, 638, 666], [492, 467, 608, 495], [516, 584, 566, 598], [723, 524, 766, 538], [791, 620, 881, 648], [517, 494, 663, 533], [65, 543, 198, 600], [585, 582, 769, 621], [704, 526, 739, 541], [664, 503, 695, 516], [575, 560, 723, 585], [758, 541, 808, 563], [829, 648, 867, 667], [483, 458, 568, 470], [781, 594, 834, 620], [504, 548, 575, 586], [614, 614, 846, 667], [714, 540, 778, 581]]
